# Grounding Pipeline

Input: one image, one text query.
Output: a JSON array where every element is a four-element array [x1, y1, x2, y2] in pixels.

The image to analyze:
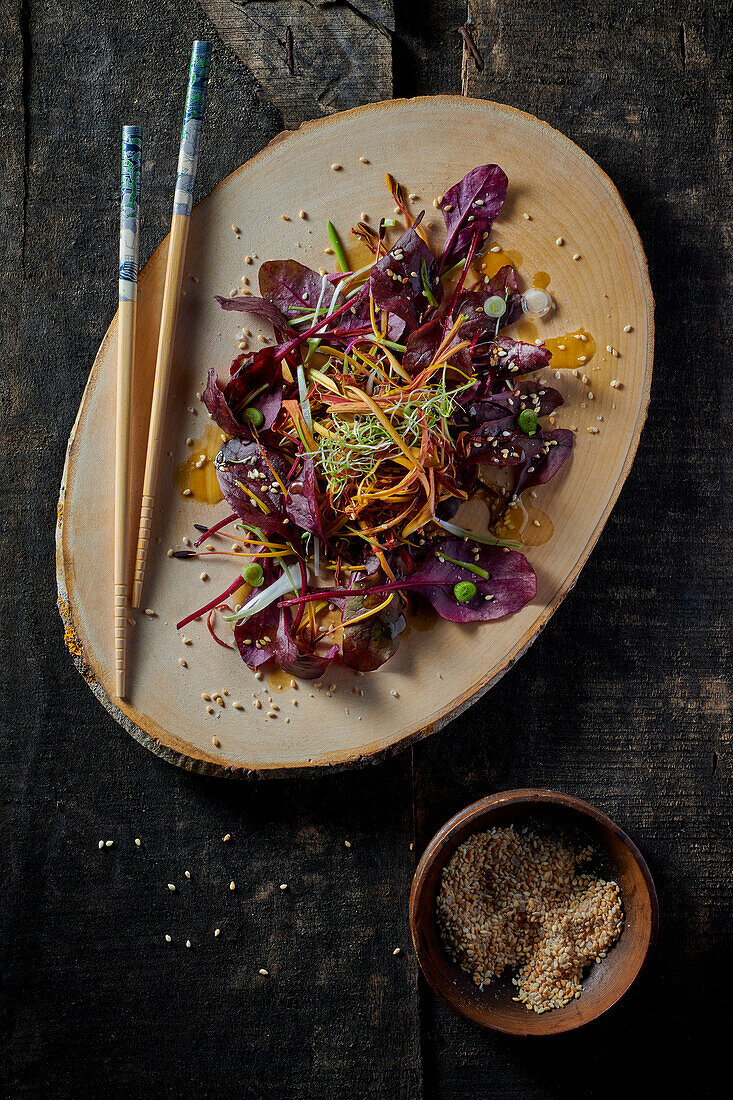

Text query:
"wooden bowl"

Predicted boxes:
[[409, 790, 658, 1036], [56, 96, 654, 776]]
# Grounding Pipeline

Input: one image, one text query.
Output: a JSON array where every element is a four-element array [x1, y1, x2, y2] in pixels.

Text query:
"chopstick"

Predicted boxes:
[[115, 125, 142, 700], [131, 40, 212, 608]]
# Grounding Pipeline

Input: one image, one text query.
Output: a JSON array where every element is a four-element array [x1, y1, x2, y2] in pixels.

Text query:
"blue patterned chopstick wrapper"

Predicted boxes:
[[173, 40, 212, 218], [119, 125, 142, 303]]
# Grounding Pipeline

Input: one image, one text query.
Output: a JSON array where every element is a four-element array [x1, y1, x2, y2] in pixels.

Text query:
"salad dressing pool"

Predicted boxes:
[[174, 422, 225, 505]]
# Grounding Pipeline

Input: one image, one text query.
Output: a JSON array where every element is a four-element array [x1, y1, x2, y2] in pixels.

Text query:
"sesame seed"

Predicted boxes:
[[168, 884, 176, 891], [214, 928, 221, 937], [231, 224, 241, 235], [259, 968, 269, 976], [281, 214, 290, 221], [522, 212, 531, 220], [144, 608, 156, 617], [186, 940, 191, 948], [98, 840, 104, 849], [555, 237, 564, 246], [179, 658, 187, 668], [206, 705, 214, 715], [587, 426, 600, 434], [331, 163, 342, 171], [223, 834, 231, 842], [233, 701, 244, 710], [184, 870, 191, 879], [135, 838, 141, 847], [229, 881, 236, 891], [344, 840, 351, 848], [200, 572, 209, 581], [212, 736, 220, 747], [623, 324, 633, 333], [254, 699, 262, 709], [573, 253, 581, 261], [279, 883, 288, 891], [358, 156, 369, 163], [392, 948, 402, 956], [182, 489, 192, 497]]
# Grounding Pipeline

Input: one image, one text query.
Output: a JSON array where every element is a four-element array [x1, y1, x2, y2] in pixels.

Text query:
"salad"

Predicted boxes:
[[175, 165, 574, 678]]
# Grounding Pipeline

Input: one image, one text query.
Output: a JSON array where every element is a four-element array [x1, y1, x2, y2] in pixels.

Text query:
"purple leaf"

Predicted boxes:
[[370, 216, 442, 330], [407, 538, 536, 622], [234, 604, 279, 668], [403, 317, 472, 377], [452, 267, 523, 344], [440, 165, 508, 269], [258, 259, 330, 320], [214, 437, 289, 534], [341, 567, 406, 672], [515, 428, 574, 495], [490, 337, 552, 377], [285, 456, 324, 539], [203, 367, 248, 439], [222, 350, 283, 429], [274, 611, 339, 679], [215, 294, 291, 332]]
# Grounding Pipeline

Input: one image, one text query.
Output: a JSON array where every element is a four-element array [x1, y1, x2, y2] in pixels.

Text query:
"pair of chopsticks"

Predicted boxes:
[[115, 40, 212, 699]]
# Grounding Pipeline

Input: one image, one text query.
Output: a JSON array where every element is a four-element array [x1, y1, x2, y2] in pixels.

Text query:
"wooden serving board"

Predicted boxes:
[[56, 97, 653, 777]]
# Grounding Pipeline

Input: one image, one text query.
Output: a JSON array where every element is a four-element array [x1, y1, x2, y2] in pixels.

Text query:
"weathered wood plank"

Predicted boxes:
[[201, 0, 394, 127], [413, 1, 732, 1095]]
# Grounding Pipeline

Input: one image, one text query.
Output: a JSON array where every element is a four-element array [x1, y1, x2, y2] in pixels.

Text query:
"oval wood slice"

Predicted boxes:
[[56, 97, 653, 777]]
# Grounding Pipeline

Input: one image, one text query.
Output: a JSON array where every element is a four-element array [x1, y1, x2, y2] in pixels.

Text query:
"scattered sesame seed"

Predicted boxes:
[[587, 426, 600, 434], [184, 870, 191, 879], [390, 690, 400, 698], [555, 237, 564, 246], [610, 379, 622, 389], [105, 840, 113, 847], [179, 658, 187, 668], [200, 572, 209, 581], [223, 834, 231, 842], [623, 324, 633, 333], [393, 948, 402, 956], [331, 163, 342, 171], [281, 214, 290, 221], [212, 736, 220, 747], [183, 488, 192, 497], [231, 224, 241, 235], [206, 705, 215, 715], [135, 838, 141, 847], [186, 940, 191, 948], [490, 244, 501, 253], [168, 883, 176, 891], [522, 212, 531, 220], [98, 840, 104, 849], [254, 699, 262, 709], [144, 608, 156, 617], [344, 840, 352, 848], [233, 701, 244, 710], [259, 968, 269, 976], [573, 253, 581, 261], [279, 883, 288, 891], [230, 881, 236, 891]]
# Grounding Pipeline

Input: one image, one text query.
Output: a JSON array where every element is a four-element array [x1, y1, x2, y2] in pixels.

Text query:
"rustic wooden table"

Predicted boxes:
[[2, 2, 730, 1096]]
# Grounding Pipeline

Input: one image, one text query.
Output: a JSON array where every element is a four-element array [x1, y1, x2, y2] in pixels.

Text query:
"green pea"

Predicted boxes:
[[453, 580, 477, 603], [518, 408, 538, 436], [242, 563, 264, 587], [244, 407, 265, 429]]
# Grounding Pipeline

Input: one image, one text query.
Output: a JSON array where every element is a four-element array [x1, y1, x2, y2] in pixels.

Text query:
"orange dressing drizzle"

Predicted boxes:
[[493, 492, 554, 547], [174, 422, 225, 505], [532, 271, 551, 290], [542, 328, 596, 371], [479, 247, 523, 281]]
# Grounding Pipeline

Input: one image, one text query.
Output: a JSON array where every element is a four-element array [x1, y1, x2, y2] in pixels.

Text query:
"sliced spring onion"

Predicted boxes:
[[436, 517, 522, 549], [453, 581, 477, 603], [223, 567, 300, 624], [327, 221, 349, 273], [483, 295, 507, 319], [518, 408, 538, 436]]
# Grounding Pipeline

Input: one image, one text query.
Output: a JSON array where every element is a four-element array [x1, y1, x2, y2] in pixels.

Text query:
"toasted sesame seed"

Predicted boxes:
[[206, 705, 214, 715], [331, 163, 342, 171], [135, 838, 141, 847], [623, 324, 633, 333], [214, 928, 221, 937], [573, 253, 581, 261], [254, 699, 262, 709], [555, 237, 564, 246], [179, 658, 187, 667], [279, 883, 288, 891], [359, 156, 369, 163], [183, 488, 192, 496], [233, 701, 244, 710], [344, 840, 352, 848], [168, 884, 176, 891], [522, 212, 531, 220], [186, 940, 191, 948], [587, 426, 600, 434], [229, 881, 236, 891], [144, 608, 156, 616], [231, 224, 241, 235], [259, 968, 269, 975], [98, 840, 104, 849], [200, 572, 209, 581], [184, 870, 191, 879], [212, 736, 220, 747]]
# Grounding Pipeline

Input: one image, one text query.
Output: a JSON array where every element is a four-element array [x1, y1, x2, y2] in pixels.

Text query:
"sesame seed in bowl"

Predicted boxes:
[[409, 790, 658, 1036]]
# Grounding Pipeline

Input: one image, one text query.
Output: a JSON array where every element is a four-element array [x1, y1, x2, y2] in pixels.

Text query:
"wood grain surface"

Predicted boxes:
[[1, 1, 730, 1098]]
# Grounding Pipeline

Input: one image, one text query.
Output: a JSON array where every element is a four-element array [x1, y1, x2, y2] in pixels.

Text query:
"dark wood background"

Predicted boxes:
[[1, 1, 730, 1096]]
